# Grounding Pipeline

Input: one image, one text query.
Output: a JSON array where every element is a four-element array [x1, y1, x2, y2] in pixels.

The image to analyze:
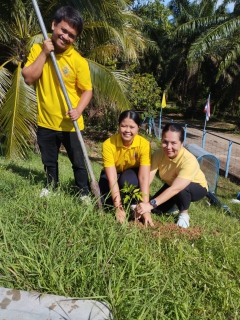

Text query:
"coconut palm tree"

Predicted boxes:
[[167, 0, 221, 110], [168, 0, 240, 115], [0, 0, 39, 158], [182, 1, 240, 115], [131, 0, 173, 86]]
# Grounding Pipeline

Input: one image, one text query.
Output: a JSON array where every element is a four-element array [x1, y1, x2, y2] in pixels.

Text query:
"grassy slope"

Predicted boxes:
[[0, 135, 240, 320]]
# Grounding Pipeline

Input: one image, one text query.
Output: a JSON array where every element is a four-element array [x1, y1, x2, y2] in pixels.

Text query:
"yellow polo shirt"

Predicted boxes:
[[25, 43, 92, 131], [151, 147, 208, 189], [102, 133, 151, 173]]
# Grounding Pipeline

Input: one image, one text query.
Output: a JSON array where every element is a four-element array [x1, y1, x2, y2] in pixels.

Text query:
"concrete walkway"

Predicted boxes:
[[0, 287, 112, 320]]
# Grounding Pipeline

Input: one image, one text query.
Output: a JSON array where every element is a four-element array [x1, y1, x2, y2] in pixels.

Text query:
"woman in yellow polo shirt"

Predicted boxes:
[[136, 123, 208, 228], [99, 110, 153, 226]]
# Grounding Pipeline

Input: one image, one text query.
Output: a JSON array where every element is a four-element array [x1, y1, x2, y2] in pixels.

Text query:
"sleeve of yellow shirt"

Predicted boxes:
[[24, 44, 41, 67], [102, 139, 116, 168]]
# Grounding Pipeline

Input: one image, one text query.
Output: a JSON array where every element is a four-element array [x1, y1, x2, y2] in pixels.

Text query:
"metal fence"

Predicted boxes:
[[145, 116, 240, 181]]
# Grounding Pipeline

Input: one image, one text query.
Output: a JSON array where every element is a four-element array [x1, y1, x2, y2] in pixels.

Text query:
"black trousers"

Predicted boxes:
[[153, 182, 207, 213], [99, 168, 139, 206], [37, 126, 89, 195]]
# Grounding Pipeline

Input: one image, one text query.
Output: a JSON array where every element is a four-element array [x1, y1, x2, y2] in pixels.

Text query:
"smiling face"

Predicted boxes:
[[119, 117, 139, 146], [161, 130, 183, 159], [51, 20, 77, 53]]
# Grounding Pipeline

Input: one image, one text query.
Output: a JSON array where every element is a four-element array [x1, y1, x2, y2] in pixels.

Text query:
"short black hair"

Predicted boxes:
[[54, 6, 84, 36], [162, 123, 184, 143], [118, 110, 141, 127]]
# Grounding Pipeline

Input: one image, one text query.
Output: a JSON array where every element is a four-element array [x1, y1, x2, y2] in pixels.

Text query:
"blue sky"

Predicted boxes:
[[163, 0, 235, 12]]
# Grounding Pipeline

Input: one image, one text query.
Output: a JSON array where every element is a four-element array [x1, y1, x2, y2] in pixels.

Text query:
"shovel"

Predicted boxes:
[[31, 0, 102, 208]]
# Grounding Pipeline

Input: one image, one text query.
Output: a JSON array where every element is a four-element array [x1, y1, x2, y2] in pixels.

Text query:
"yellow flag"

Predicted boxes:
[[162, 92, 167, 108]]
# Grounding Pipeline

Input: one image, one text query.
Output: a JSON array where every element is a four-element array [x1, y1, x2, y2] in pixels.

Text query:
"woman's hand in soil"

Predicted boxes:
[[116, 207, 126, 224], [142, 212, 154, 227]]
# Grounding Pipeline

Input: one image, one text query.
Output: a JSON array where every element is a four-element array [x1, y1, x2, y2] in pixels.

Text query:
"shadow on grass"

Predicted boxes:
[[89, 156, 102, 163], [5, 162, 82, 196], [5, 163, 46, 185], [59, 147, 103, 164]]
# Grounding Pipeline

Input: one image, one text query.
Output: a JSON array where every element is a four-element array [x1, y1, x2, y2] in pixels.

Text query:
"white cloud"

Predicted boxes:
[[217, 0, 234, 12]]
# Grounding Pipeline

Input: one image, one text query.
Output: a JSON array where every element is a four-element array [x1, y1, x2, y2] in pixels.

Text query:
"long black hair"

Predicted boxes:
[[118, 110, 141, 127]]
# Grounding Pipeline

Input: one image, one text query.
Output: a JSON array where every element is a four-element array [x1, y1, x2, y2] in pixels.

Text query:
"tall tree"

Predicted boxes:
[[131, 0, 173, 86], [168, 0, 240, 115], [167, 0, 223, 112], [0, 0, 38, 158]]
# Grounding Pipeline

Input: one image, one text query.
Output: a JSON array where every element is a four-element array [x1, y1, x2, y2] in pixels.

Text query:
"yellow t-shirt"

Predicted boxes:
[[102, 133, 151, 173], [25, 43, 92, 131], [151, 147, 208, 189]]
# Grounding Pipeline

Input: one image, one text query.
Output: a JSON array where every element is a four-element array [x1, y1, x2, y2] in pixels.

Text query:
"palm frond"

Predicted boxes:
[[26, 34, 45, 53], [87, 59, 130, 111], [82, 20, 146, 63], [176, 15, 229, 39], [86, 44, 121, 65], [0, 20, 12, 43], [120, 22, 146, 59], [0, 67, 11, 106], [0, 63, 37, 159], [66, 0, 129, 21], [81, 21, 121, 59], [187, 16, 240, 63], [217, 44, 240, 80]]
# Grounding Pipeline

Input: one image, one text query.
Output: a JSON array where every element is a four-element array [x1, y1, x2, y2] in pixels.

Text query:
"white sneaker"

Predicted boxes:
[[39, 188, 50, 198], [176, 213, 190, 228], [80, 195, 92, 205], [230, 199, 240, 204]]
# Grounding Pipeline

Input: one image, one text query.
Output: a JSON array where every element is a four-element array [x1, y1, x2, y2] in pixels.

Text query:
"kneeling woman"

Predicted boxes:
[[136, 123, 208, 228], [99, 110, 153, 226]]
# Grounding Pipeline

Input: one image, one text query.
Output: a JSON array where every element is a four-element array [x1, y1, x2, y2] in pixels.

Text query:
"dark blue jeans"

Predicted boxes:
[[99, 168, 139, 206], [152, 182, 207, 212], [37, 126, 89, 195]]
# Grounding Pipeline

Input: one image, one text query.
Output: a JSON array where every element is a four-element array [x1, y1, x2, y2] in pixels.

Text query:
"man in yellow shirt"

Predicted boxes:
[[22, 6, 92, 199]]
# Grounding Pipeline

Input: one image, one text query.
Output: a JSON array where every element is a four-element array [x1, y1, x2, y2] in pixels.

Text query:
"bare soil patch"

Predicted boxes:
[[130, 220, 203, 240]]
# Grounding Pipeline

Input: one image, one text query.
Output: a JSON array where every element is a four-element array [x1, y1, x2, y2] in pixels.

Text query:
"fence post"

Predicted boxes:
[[225, 140, 233, 178], [158, 113, 162, 140], [148, 117, 152, 135], [184, 124, 187, 146], [140, 117, 146, 126], [202, 130, 207, 148], [152, 117, 157, 137]]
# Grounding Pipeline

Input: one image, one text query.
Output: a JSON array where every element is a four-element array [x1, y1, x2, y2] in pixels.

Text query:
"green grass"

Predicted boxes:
[[0, 152, 240, 319]]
